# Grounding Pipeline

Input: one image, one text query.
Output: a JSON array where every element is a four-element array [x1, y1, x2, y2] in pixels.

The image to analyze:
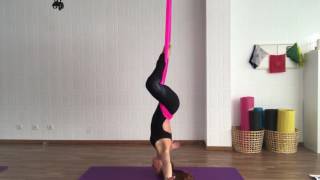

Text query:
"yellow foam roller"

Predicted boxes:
[[277, 109, 295, 133]]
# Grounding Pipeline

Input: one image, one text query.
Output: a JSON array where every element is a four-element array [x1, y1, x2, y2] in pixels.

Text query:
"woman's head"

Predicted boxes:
[[158, 162, 194, 180], [173, 169, 194, 180]]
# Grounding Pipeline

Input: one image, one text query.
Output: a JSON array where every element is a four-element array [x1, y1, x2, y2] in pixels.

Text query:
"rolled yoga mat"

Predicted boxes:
[[249, 108, 264, 131], [254, 107, 265, 129], [79, 166, 244, 180], [277, 109, 295, 133], [240, 97, 254, 131], [264, 109, 278, 131], [255, 107, 264, 129]]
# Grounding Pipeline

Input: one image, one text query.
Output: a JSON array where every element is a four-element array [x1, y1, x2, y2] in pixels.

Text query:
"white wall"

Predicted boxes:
[[206, 0, 232, 147], [0, 0, 206, 140], [231, 0, 320, 141]]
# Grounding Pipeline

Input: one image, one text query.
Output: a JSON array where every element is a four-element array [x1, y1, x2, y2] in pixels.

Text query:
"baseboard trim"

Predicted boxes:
[[206, 142, 305, 151], [206, 146, 233, 151], [0, 140, 303, 152], [0, 140, 205, 146]]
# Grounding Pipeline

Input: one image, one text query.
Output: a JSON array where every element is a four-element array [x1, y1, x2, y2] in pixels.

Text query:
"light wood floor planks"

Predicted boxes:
[[0, 143, 319, 180]]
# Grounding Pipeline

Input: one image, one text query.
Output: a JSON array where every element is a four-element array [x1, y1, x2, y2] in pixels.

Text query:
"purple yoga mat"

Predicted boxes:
[[79, 166, 243, 180], [0, 166, 8, 173]]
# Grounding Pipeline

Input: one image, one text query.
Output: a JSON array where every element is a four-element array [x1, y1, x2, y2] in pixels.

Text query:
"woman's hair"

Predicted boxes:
[[159, 162, 194, 180], [172, 169, 194, 180]]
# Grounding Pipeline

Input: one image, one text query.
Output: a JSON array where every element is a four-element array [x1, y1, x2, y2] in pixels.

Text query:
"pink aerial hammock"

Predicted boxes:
[[161, 0, 172, 85], [159, 0, 174, 120]]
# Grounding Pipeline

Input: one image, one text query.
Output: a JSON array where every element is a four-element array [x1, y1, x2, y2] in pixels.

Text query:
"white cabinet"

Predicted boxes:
[[303, 50, 320, 153]]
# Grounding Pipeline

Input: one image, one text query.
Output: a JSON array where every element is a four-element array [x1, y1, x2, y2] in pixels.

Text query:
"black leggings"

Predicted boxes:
[[146, 53, 180, 147]]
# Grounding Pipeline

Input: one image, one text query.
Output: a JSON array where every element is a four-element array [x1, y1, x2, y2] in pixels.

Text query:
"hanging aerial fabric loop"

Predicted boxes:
[[159, 0, 173, 119], [161, 0, 172, 85], [146, 0, 177, 121]]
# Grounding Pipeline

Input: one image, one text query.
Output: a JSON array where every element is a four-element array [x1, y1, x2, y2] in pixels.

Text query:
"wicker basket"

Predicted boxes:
[[264, 129, 299, 154], [232, 126, 264, 153]]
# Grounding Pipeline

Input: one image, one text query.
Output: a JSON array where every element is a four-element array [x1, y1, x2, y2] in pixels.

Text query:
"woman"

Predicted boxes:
[[146, 49, 193, 180]]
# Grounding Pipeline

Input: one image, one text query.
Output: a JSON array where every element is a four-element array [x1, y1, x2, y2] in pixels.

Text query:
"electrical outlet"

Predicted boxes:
[[16, 124, 23, 130], [47, 125, 54, 130], [86, 128, 91, 135], [32, 125, 40, 130]]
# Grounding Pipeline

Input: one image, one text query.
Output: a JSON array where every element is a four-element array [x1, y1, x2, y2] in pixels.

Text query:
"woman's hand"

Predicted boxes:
[[171, 141, 181, 151], [152, 156, 162, 174]]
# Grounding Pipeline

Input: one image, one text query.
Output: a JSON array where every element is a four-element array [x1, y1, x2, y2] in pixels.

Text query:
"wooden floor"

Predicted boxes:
[[0, 143, 319, 180]]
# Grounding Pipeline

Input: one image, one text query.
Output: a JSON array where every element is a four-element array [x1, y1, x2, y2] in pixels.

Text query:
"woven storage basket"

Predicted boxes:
[[232, 126, 264, 153], [264, 129, 299, 154]]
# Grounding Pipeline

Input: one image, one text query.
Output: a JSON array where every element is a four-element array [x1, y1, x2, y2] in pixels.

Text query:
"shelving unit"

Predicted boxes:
[[303, 50, 320, 153]]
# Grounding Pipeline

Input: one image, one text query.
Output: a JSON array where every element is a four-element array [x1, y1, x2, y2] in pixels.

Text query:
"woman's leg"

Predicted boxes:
[[146, 53, 180, 116]]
